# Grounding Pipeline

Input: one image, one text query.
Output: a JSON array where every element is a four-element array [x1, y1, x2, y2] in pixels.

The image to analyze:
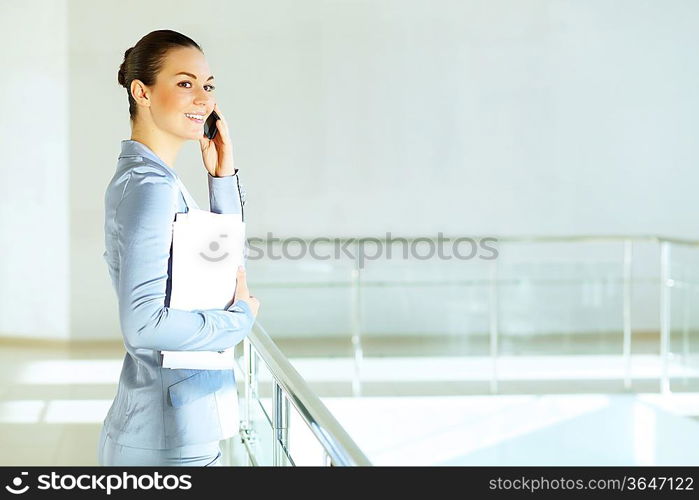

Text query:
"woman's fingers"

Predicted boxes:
[[216, 119, 228, 144], [235, 266, 248, 294], [213, 103, 230, 143], [247, 296, 260, 317], [233, 267, 259, 317], [214, 102, 227, 125]]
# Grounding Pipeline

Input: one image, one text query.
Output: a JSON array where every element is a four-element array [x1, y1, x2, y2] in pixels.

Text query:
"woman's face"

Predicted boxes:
[[135, 46, 216, 140]]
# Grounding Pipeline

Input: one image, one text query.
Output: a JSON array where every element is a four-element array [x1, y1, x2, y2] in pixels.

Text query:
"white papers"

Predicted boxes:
[[161, 207, 246, 370], [160, 348, 236, 370], [214, 381, 240, 437], [169, 208, 246, 310]]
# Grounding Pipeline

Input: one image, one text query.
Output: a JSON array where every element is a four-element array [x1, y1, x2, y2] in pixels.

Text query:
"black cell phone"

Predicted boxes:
[[204, 110, 220, 140]]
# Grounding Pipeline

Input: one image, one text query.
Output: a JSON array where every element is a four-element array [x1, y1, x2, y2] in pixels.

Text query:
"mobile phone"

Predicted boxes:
[[204, 110, 220, 140]]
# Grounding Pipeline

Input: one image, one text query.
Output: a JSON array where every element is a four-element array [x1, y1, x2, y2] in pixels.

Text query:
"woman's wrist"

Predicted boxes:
[[213, 168, 237, 177]]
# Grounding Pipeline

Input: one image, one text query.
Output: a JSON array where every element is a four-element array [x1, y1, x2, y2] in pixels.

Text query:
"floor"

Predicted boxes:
[[0, 339, 697, 466], [0, 341, 250, 466], [320, 393, 699, 465]]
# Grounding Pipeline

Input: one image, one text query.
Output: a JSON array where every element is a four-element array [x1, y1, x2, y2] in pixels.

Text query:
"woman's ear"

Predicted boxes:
[[130, 79, 150, 107]]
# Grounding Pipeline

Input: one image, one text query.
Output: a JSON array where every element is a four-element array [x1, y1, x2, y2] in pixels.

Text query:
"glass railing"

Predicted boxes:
[[662, 239, 699, 393], [238, 235, 699, 465], [233, 322, 371, 466]]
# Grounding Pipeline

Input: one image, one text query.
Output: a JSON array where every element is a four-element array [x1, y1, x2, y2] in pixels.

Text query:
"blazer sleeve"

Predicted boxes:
[[116, 167, 254, 351], [207, 169, 249, 263], [207, 169, 245, 217]]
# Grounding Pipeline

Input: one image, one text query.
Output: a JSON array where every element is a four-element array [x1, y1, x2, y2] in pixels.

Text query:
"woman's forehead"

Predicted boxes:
[[162, 47, 211, 77]]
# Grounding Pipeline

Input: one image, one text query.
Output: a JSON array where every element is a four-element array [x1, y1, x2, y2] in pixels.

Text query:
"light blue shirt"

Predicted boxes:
[[101, 139, 254, 449]]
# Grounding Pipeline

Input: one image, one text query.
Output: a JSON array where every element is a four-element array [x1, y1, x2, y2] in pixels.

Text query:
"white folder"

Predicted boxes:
[[160, 175, 246, 370]]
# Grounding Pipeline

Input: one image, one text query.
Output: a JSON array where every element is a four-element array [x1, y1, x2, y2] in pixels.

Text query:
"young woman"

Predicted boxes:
[[97, 30, 260, 466]]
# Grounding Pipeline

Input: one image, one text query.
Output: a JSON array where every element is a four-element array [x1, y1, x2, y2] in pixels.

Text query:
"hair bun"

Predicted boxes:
[[117, 47, 134, 87]]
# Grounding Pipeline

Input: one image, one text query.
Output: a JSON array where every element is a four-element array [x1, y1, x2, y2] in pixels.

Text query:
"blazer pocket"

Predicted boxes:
[[167, 370, 235, 408]]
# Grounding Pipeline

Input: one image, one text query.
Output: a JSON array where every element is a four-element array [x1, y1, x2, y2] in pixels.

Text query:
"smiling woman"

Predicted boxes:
[[117, 32, 213, 123], [117, 31, 239, 177], [117, 32, 217, 161], [100, 29, 260, 467]]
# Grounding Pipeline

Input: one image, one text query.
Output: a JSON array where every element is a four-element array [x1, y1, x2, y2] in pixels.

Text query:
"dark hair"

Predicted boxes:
[[118, 30, 203, 122]]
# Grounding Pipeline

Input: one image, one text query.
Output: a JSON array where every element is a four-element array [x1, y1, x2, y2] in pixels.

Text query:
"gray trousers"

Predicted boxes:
[[97, 425, 222, 466]]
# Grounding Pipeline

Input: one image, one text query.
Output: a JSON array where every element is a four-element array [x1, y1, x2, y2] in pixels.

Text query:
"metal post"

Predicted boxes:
[[682, 279, 691, 386], [244, 339, 252, 426], [350, 246, 364, 397], [239, 341, 259, 459], [622, 239, 633, 390], [272, 381, 289, 466], [489, 257, 499, 394], [659, 241, 671, 395]]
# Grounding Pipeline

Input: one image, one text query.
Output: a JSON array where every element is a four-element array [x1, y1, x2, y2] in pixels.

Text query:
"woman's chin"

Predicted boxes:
[[178, 129, 203, 141], [175, 121, 205, 140]]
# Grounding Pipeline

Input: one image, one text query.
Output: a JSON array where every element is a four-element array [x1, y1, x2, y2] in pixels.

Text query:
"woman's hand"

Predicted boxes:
[[199, 103, 236, 177], [233, 266, 260, 318]]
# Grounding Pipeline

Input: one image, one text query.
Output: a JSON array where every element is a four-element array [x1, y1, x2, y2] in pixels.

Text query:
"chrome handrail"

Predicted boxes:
[[242, 321, 372, 466], [246, 233, 699, 246]]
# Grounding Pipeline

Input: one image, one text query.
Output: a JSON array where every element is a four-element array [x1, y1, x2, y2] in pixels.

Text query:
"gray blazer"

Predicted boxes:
[[100, 139, 254, 449]]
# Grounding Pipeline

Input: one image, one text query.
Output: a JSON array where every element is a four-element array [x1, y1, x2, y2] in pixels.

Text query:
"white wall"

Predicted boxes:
[[4, 0, 699, 340], [226, 0, 699, 239], [0, 0, 70, 340]]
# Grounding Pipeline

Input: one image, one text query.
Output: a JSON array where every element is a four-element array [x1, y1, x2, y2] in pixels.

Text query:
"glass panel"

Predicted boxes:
[[248, 240, 357, 360], [240, 347, 285, 466], [245, 385, 274, 466], [496, 241, 626, 390], [668, 242, 699, 392], [277, 441, 294, 466], [243, 236, 699, 465], [255, 352, 275, 421], [285, 397, 328, 466]]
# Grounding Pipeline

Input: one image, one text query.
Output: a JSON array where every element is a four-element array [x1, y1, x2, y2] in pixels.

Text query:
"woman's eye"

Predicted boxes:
[[178, 81, 215, 91]]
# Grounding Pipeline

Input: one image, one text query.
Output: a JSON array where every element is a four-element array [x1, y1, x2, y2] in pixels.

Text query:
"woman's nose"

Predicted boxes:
[[194, 89, 212, 106]]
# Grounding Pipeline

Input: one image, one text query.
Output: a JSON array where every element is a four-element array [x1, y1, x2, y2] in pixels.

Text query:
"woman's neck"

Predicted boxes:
[[130, 121, 184, 169]]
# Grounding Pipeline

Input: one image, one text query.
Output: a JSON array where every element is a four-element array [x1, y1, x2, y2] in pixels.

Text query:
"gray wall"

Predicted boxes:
[[2, 0, 698, 340], [0, 1, 70, 340]]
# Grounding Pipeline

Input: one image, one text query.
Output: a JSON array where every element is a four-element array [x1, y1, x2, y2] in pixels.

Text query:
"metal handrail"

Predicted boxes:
[[246, 234, 699, 246], [242, 321, 372, 466]]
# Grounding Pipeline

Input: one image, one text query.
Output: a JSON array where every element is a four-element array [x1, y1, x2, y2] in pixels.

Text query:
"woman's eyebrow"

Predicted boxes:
[[175, 71, 215, 81]]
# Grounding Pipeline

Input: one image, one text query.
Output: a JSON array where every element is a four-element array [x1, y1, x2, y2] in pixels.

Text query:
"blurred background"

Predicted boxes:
[[1, 0, 699, 466]]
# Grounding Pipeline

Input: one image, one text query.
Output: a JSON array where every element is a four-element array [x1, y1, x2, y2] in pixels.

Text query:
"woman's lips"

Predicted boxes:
[[185, 114, 204, 124]]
